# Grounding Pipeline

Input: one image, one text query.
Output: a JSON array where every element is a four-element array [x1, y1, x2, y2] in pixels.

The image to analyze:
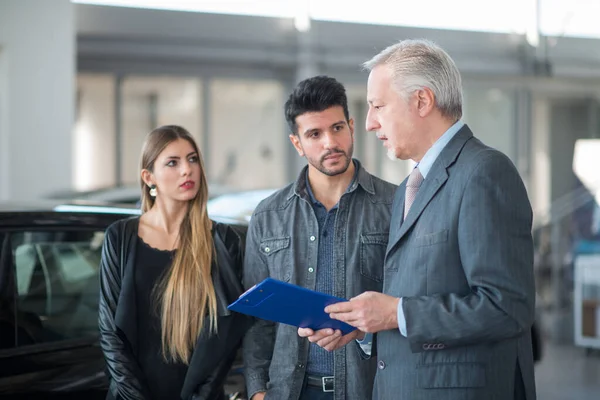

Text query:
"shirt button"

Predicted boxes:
[[309, 235, 316, 241], [264, 247, 270, 253], [308, 267, 314, 273], [377, 360, 386, 370]]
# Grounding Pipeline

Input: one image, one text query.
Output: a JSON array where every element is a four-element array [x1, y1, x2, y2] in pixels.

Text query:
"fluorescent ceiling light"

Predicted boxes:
[[72, 0, 295, 18], [73, 0, 600, 39]]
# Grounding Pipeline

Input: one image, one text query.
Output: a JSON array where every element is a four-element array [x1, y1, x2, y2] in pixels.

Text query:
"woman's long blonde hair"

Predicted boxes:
[[140, 125, 217, 364]]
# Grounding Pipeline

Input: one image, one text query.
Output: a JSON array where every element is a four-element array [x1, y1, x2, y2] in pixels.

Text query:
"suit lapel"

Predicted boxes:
[[385, 125, 474, 256], [394, 169, 448, 243], [387, 182, 407, 251]]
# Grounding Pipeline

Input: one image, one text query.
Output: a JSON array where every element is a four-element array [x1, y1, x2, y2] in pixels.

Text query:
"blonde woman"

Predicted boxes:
[[99, 125, 250, 400]]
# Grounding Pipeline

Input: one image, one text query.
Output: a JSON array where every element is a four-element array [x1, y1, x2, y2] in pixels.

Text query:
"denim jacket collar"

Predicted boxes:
[[287, 159, 375, 202]]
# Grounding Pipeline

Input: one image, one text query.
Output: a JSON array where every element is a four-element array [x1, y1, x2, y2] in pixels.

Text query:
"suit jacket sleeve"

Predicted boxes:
[[242, 214, 275, 399], [403, 152, 535, 353], [98, 224, 152, 399]]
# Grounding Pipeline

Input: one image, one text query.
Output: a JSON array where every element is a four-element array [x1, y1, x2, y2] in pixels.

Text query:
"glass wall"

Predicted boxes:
[[463, 86, 517, 162], [73, 74, 525, 194], [121, 76, 203, 185], [209, 78, 286, 190]]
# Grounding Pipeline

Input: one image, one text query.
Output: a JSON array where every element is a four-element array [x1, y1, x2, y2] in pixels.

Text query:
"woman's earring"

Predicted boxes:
[[149, 185, 157, 197]]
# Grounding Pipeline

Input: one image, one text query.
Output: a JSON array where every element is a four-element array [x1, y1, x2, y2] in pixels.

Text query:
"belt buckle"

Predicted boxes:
[[322, 376, 334, 393]]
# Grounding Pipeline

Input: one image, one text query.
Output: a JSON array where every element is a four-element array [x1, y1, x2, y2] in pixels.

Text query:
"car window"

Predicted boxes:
[[6, 230, 105, 347]]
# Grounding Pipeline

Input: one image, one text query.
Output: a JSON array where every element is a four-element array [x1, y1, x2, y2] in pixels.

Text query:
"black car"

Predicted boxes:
[[0, 202, 248, 399]]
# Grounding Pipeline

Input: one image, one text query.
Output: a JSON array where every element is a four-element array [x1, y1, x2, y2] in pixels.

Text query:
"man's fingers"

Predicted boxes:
[[298, 327, 315, 337], [324, 300, 354, 314], [321, 330, 360, 351], [329, 312, 360, 326], [322, 337, 342, 351], [303, 328, 336, 343], [316, 332, 342, 348], [309, 329, 338, 343]]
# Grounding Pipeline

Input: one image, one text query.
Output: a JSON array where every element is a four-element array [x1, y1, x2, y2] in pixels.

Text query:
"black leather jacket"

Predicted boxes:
[[98, 217, 251, 400]]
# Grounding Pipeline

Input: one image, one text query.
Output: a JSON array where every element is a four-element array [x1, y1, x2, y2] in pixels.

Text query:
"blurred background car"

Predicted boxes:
[[0, 201, 247, 399], [207, 188, 278, 223]]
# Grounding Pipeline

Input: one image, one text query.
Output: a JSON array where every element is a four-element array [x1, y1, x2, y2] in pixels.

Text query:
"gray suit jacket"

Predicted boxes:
[[375, 125, 536, 400]]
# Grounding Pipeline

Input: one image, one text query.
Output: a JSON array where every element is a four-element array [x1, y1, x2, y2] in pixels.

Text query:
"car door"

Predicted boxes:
[[0, 227, 108, 399]]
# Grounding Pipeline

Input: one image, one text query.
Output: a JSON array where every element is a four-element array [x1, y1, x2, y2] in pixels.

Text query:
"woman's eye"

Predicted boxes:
[[167, 160, 176, 167], [189, 156, 198, 163]]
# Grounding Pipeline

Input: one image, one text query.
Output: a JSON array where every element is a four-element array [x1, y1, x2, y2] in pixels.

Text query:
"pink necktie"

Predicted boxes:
[[404, 167, 424, 220]]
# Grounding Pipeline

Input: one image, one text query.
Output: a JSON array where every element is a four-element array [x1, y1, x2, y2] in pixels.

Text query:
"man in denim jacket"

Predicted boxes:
[[243, 75, 396, 400]]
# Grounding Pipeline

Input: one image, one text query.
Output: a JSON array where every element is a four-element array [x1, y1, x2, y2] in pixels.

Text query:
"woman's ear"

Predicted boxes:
[[141, 169, 154, 187]]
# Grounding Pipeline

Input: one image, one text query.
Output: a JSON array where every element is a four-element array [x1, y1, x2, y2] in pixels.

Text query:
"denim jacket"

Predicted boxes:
[[243, 160, 397, 400]]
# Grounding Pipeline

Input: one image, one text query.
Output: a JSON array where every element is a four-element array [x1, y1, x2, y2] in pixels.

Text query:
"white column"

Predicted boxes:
[[289, 25, 319, 179], [530, 96, 551, 225], [0, 0, 75, 201]]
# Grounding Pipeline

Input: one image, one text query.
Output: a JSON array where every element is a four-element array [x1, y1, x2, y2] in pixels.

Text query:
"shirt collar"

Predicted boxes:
[[417, 120, 464, 179], [305, 160, 359, 208]]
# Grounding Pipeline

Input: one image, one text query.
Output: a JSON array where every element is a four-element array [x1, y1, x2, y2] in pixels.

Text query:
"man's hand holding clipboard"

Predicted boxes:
[[227, 277, 355, 335]]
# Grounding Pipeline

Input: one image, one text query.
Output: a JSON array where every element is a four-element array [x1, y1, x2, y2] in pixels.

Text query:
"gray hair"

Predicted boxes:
[[363, 39, 463, 121]]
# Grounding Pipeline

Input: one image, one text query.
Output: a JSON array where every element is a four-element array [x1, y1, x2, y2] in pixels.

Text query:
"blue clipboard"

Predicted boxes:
[[227, 278, 355, 335]]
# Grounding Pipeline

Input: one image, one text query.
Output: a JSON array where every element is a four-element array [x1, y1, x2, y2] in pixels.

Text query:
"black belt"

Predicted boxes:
[[306, 375, 334, 393]]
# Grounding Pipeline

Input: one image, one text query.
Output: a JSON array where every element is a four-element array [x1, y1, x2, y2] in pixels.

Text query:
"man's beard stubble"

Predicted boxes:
[[386, 147, 398, 161], [313, 144, 353, 177]]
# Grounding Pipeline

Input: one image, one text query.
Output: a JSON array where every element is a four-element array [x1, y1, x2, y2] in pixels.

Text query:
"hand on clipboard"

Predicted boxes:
[[227, 278, 355, 335]]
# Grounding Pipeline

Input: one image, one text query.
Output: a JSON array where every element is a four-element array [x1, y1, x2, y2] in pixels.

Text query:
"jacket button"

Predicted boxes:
[[377, 360, 386, 370], [309, 235, 316, 241], [264, 247, 270, 253], [308, 267, 314, 273]]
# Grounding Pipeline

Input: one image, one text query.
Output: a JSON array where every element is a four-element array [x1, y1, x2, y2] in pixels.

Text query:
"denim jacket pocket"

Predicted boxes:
[[360, 232, 388, 282], [260, 237, 290, 255], [260, 236, 291, 282]]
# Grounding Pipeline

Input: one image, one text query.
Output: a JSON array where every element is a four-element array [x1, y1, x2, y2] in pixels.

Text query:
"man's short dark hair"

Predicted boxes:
[[284, 75, 350, 135]]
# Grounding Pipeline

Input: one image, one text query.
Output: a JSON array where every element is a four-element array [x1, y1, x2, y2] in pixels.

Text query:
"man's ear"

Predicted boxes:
[[416, 88, 435, 117], [289, 134, 304, 157]]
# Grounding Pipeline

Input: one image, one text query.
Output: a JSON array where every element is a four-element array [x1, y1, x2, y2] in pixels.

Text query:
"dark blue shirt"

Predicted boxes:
[[305, 163, 357, 376]]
